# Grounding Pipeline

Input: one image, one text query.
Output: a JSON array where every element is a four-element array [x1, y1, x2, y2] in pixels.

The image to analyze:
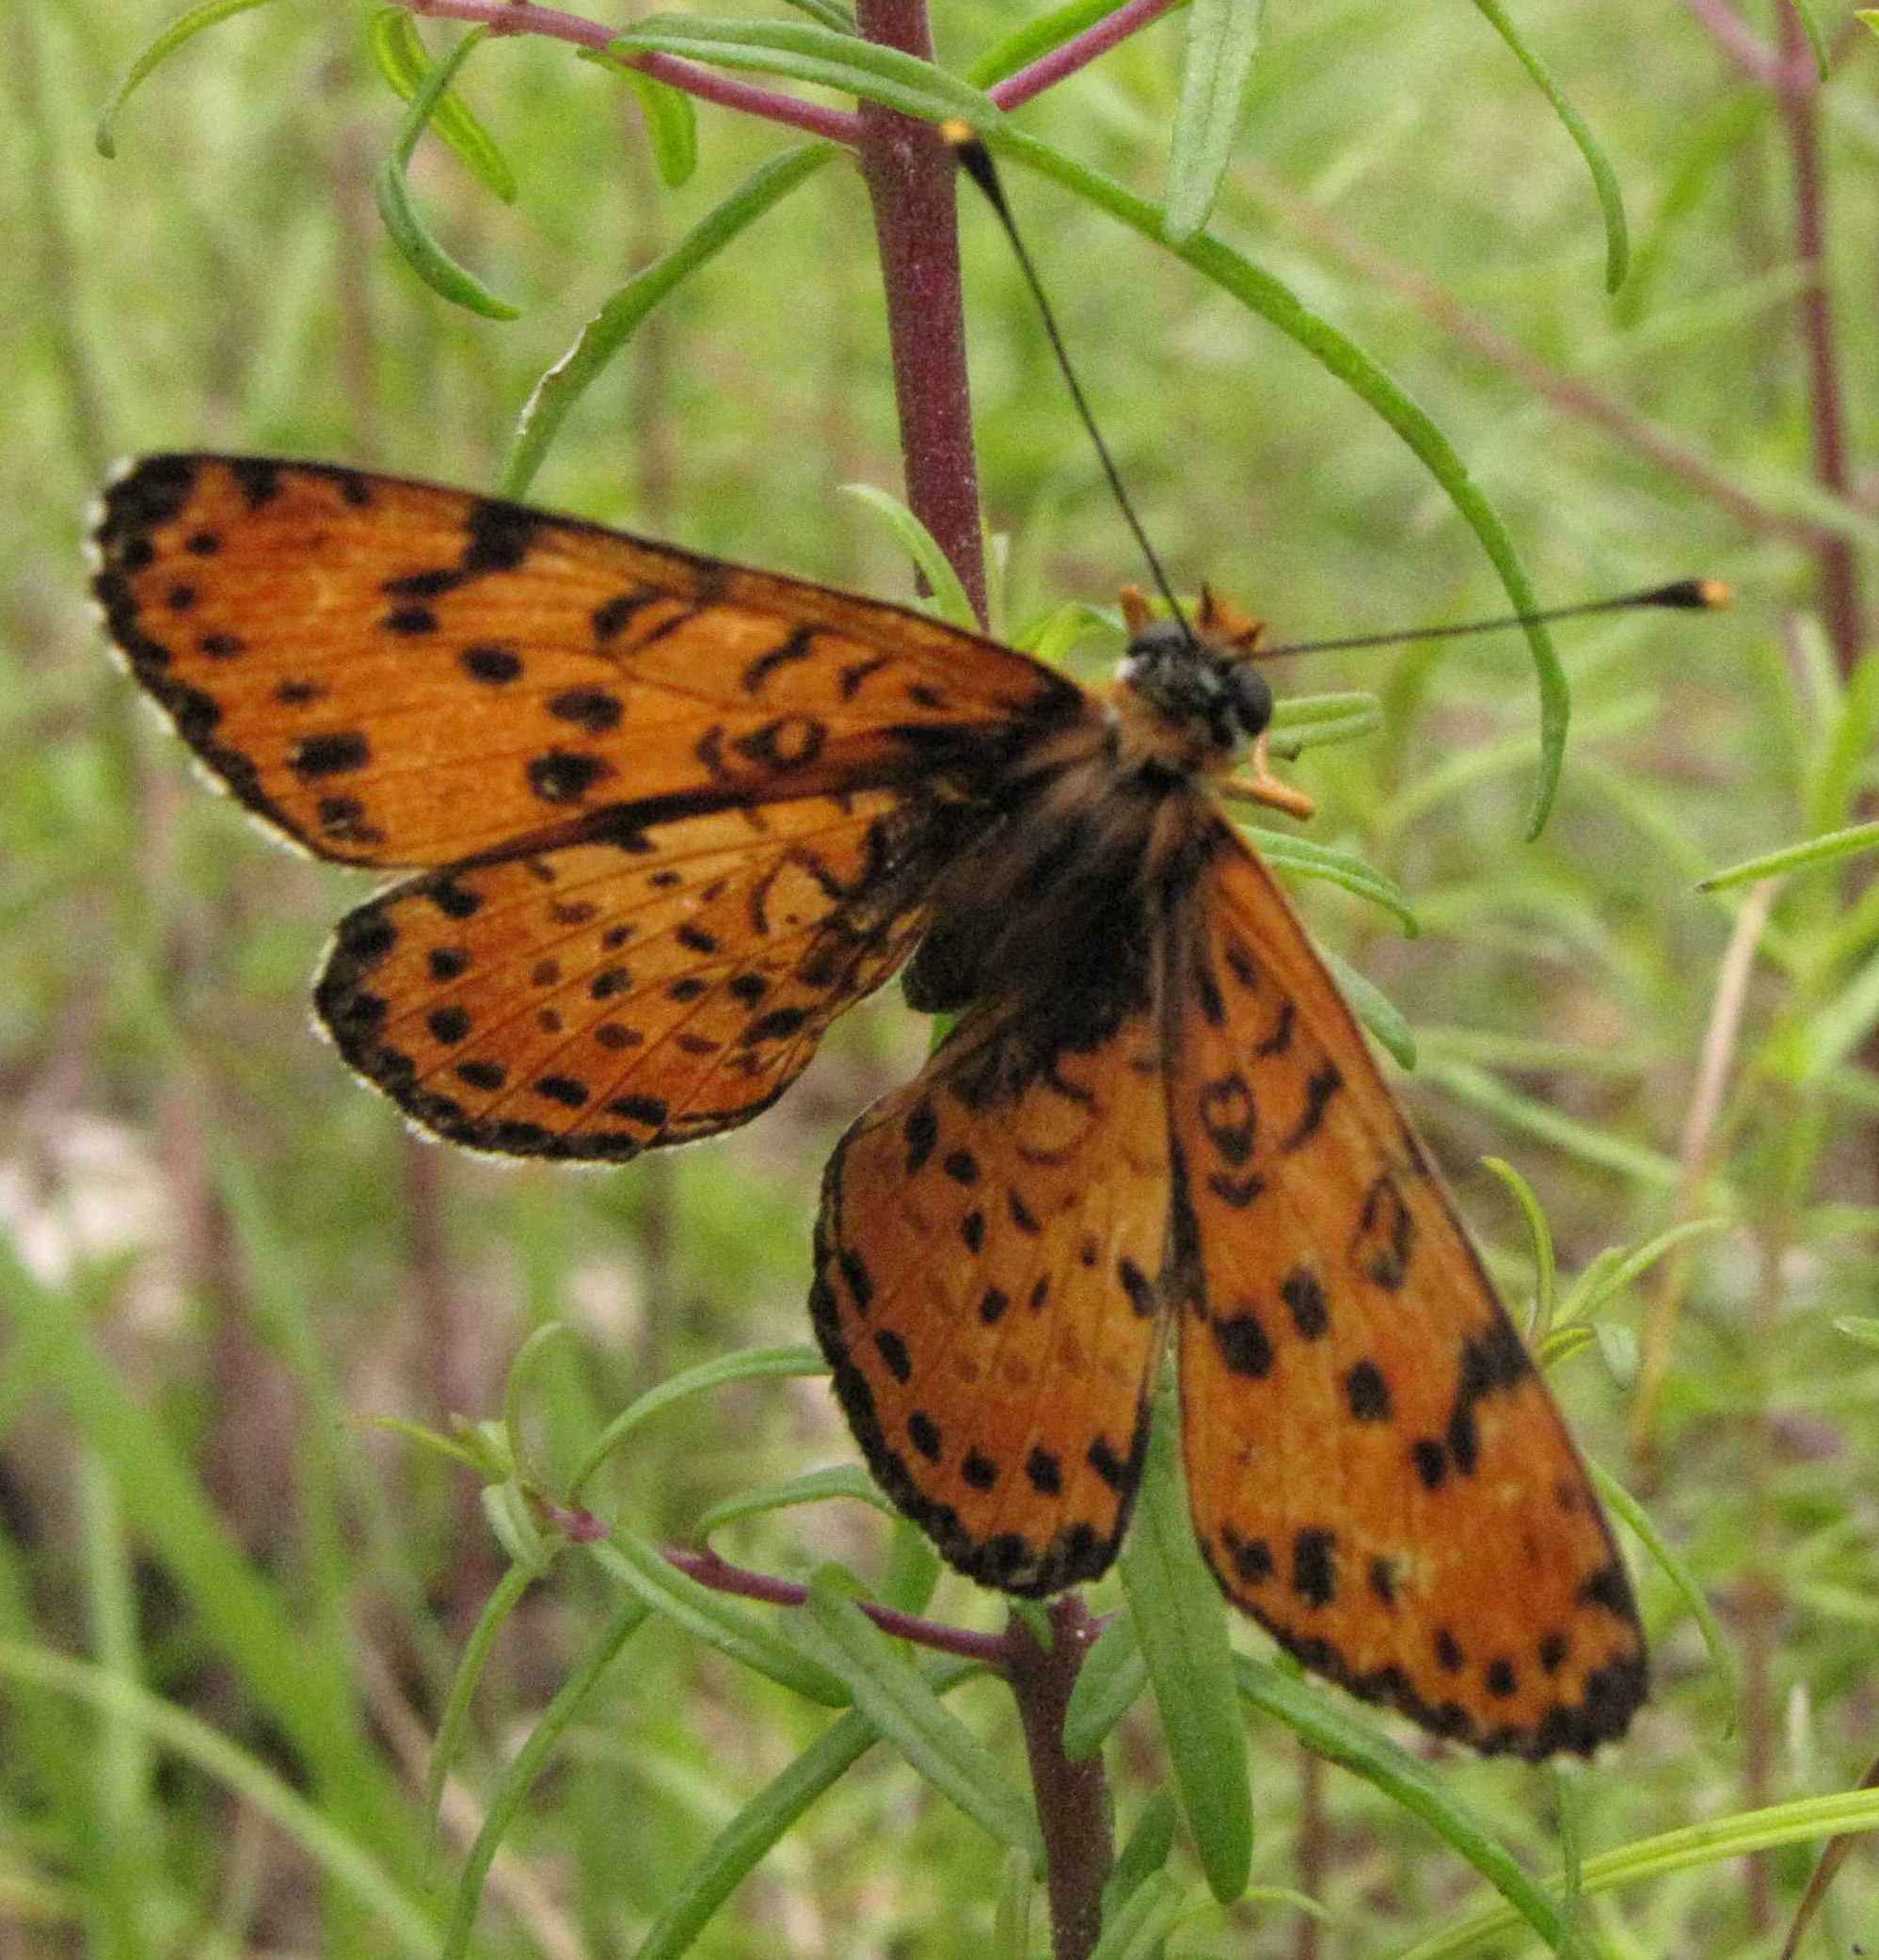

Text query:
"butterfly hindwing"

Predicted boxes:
[[90, 455, 1079, 868], [1168, 819, 1646, 1757], [813, 997, 1172, 1596], [314, 788, 966, 1160]]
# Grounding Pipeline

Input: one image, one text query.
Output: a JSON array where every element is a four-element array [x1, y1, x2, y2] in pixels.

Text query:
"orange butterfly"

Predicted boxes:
[[92, 454, 1645, 1758]]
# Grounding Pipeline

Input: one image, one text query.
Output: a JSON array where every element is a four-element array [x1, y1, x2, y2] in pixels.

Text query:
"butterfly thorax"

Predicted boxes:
[[897, 615, 1271, 1048]]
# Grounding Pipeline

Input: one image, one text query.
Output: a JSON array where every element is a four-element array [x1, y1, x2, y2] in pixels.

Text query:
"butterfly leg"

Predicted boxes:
[[1218, 733, 1316, 822]]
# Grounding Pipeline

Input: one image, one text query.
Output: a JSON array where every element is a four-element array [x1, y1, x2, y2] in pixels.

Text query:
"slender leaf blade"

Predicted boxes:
[[1118, 1374, 1251, 1904], [96, 0, 282, 157], [1164, 0, 1265, 245], [796, 1572, 1042, 1861], [507, 145, 838, 497]]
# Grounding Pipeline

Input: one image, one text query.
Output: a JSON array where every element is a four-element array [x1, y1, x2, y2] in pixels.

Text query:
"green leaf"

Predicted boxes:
[[95, 0, 282, 158], [1698, 817, 1879, 893], [422, 1562, 536, 1853], [881, 1516, 945, 1614], [1163, 0, 1266, 245], [626, 69, 701, 188], [795, 1572, 1043, 1860], [439, 1598, 652, 1960], [1267, 691, 1383, 758], [610, 16, 1005, 129], [839, 483, 982, 630], [365, 7, 518, 202], [1090, 1868, 1186, 1960], [1467, 0, 1628, 292], [1416, 1057, 1680, 1186], [1232, 1657, 1600, 1960], [1063, 1612, 1149, 1759], [1320, 947, 1418, 1070], [1554, 1217, 1728, 1325], [1586, 1458, 1735, 1715], [1478, 1156, 1556, 1336], [1101, 1789, 1179, 1920], [969, 0, 1183, 88], [1118, 1373, 1251, 1905], [693, 1465, 897, 1538], [505, 144, 838, 497], [566, 1341, 827, 1502], [1834, 1313, 1879, 1350], [632, 1654, 978, 1960], [1250, 829, 1420, 935], [995, 1846, 1035, 1959], [987, 126, 1566, 836], [587, 1531, 850, 1706], [373, 27, 521, 321], [781, 0, 858, 28]]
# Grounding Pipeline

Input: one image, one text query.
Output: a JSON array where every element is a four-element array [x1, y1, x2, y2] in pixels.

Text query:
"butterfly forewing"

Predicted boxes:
[[1168, 821, 1646, 1757], [813, 999, 1172, 1595], [317, 789, 950, 1160], [90, 455, 1077, 868]]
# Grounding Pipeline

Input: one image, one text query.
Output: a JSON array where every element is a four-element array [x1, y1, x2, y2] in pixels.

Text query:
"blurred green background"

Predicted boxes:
[[5, 1, 1878, 1953]]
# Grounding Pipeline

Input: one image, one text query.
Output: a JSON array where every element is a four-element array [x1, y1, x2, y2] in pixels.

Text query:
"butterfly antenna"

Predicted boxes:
[[1254, 579, 1731, 660], [945, 127, 1195, 645]]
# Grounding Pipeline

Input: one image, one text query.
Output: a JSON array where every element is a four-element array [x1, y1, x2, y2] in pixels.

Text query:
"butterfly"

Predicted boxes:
[[91, 453, 1646, 1758]]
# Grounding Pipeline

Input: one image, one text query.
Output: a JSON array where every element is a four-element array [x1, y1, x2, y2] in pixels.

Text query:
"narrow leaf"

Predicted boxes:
[[1232, 1656, 1600, 1960], [796, 1573, 1042, 1860], [373, 28, 521, 320], [840, 483, 981, 630], [781, 0, 857, 28], [1320, 948, 1418, 1070], [1063, 1612, 1150, 1759], [566, 1340, 826, 1501], [1119, 1373, 1252, 1905], [440, 1599, 652, 1960], [610, 17, 1004, 130], [1101, 1789, 1179, 1920], [626, 69, 700, 187], [969, 0, 1181, 88], [96, 0, 282, 157], [1699, 817, 1879, 892], [693, 1465, 896, 1538], [1587, 1458, 1735, 1713], [506, 144, 838, 497], [1478, 1155, 1556, 1336], [1090, 1868, 1186, 1960], [1468, 0, 1629, 291], [366, 7, 518, 202], [634, 1655, 978, 1960], [588, 1533, 849, 1706], [423, 1561, 537, 1850], [1251, 830, 1420, 935], [989, 126, 1566, 834], [1164, 0, 1266, 245]]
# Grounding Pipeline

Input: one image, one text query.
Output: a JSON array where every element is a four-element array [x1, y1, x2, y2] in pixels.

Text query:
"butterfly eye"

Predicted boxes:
[[1227, 661, 1273, 741]]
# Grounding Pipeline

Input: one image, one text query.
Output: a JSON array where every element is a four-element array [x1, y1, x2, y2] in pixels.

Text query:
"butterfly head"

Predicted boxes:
[[1117, 583, 1273, 757]]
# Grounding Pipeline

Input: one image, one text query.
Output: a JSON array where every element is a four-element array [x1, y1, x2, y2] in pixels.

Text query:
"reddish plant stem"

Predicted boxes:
[[666, 1546, 1011, 1665], [991, 0, 1185, 109], [1007, 1599, 1113, 1960], [1771, 4, 1864, 675], [852, 0, 988, 620]]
